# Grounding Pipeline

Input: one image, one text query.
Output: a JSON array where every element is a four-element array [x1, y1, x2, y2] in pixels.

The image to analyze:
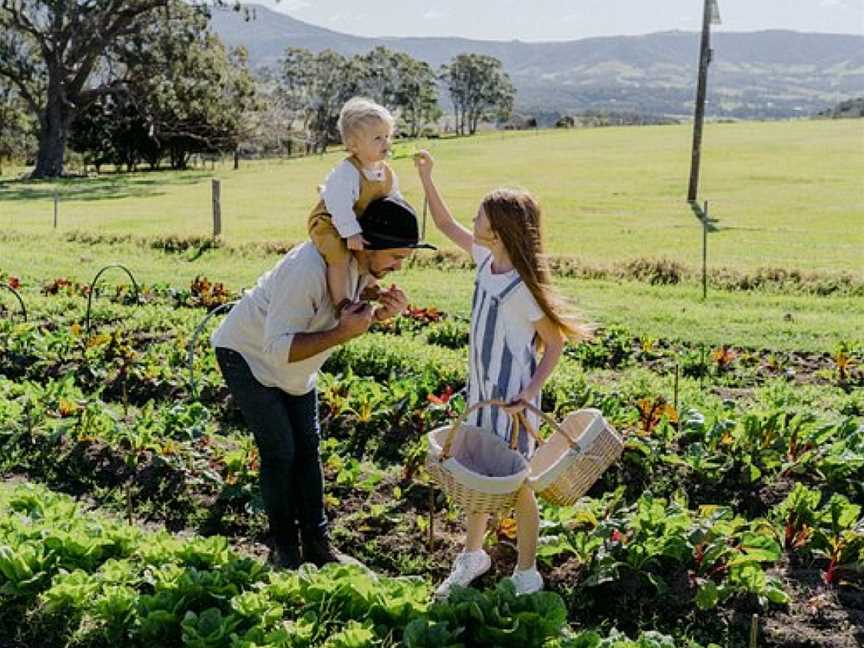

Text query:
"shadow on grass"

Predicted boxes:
[[0, 168, 212, 203]]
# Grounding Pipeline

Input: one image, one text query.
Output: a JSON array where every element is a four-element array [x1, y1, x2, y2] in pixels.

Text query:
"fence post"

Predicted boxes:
[[53, 190, 59, 229], [212, 179, 222, 238]]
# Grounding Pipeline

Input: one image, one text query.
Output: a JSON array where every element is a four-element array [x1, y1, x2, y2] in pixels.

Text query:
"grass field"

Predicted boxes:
[[2, 119, 862, 273], [1, 118, 862, 352]]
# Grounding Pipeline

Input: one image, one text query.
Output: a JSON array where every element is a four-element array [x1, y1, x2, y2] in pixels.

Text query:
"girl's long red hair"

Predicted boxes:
[[481, 188, 593, 343]]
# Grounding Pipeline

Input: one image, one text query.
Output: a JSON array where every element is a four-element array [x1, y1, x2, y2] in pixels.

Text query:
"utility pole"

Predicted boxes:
[[688, 0, 721, 202]]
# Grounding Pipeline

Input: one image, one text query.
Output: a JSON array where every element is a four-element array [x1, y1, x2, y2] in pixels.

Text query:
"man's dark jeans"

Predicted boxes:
[[215, 347, 327, 550]]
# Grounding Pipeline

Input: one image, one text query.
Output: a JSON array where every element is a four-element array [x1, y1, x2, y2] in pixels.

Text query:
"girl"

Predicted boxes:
[[414, 150, 591, 597]]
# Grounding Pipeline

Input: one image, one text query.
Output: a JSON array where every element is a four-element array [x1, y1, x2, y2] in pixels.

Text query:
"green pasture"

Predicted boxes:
[[2, 118, 862, 353], [2, 119, 862, 273]]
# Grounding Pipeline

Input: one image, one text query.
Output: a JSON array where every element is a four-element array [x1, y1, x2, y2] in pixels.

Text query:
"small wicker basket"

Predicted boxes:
[[426, 400, 531, 514], [526, 407, 623, 506]]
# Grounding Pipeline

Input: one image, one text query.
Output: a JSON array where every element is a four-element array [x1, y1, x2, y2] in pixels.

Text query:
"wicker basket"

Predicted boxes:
[[426, 400, 531, 514], [526, 407, 623, 506]]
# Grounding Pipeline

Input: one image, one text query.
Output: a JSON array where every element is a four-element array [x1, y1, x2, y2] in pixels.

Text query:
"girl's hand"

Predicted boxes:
[[503, 388, 539, 415], [346, 233, 368, 250], [413, 150, 434, 177]]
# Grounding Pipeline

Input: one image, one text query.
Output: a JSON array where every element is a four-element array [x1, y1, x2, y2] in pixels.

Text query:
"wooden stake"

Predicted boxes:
[[702, 200, 708, 300], [211, 179, 222, 238], [673, 363, 680, 429], [749, 613, 758, 648], [53, 190, 59, 229], [428, 487, 435, 550]]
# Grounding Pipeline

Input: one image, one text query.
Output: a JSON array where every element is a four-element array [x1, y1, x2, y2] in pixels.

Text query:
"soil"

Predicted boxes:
[[755, 565, 864, 648]]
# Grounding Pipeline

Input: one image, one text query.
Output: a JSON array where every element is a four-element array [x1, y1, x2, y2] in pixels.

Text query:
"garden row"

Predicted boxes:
[[4, 481, 718, 647], [4, 480, 861, 647], [4, 270, 864, 387]]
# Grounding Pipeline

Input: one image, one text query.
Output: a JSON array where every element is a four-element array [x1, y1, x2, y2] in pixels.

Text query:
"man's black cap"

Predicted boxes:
[[360, 196, 436, 251]]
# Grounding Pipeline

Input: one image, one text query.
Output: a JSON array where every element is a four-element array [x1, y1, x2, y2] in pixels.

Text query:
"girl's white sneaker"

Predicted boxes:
[[509, 566, 543, 595], [435, 550, 492, 599]]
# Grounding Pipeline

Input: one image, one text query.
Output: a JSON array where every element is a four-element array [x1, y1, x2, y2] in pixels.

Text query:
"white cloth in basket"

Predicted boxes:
[[429, 424, 529, 495]]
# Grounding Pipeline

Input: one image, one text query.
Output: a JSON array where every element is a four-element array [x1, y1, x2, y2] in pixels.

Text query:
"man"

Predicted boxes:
[[211, 196, 434, 568]]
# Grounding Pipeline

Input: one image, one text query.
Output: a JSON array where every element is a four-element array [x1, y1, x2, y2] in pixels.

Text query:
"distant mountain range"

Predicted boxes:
[[210, 5, 864, 120]]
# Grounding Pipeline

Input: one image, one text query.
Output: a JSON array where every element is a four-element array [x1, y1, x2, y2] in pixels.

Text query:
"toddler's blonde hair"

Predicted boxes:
[[338, 97, 394, 145]]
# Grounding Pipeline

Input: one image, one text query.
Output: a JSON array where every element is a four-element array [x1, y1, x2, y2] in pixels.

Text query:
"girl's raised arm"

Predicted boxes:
[[414, 151, 473, 255]]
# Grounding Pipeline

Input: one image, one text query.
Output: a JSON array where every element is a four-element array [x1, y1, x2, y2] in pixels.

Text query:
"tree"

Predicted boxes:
[[241, 67, 307, 158], [66, 3, 259, 172], [440, 54, 515, 135], [394, 57, 441, 137], [68, 91, 160, 172], [280, 48, 362, 153], [357, 47, 441, 137], [280, 46, 441, 148], [122, 14, 259, 169], [355, 47, 404, 111], [0, 80, 34, 173], [0, 0, 238, 178]]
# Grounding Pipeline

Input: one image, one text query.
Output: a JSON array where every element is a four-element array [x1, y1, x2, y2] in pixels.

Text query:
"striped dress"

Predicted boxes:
[[466, 248, 543, 459]]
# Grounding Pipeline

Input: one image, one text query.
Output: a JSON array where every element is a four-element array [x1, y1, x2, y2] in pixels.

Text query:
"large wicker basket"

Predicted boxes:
[[426, 400, 531, 514], [526, 407, 623, 506]]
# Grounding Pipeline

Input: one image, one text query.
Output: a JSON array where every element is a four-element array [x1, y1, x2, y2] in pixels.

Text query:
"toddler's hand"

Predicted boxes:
[[346, 234, 368, 251], [413, 150, 434, 176], [373, 284, 407, 322]]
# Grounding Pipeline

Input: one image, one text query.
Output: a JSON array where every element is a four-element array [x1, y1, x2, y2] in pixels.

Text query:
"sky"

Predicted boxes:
[[247, 0, 864, 41]]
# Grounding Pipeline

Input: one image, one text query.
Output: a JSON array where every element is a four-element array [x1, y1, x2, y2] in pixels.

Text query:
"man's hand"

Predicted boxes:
[[373, 284, 407, 322], [346, 233, 368, 251], [339, 301, 374, 340]]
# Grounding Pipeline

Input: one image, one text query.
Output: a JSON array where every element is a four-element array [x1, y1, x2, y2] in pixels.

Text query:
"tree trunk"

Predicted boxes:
[[33, 112, 68, 178], [32, 76, 71, 178]]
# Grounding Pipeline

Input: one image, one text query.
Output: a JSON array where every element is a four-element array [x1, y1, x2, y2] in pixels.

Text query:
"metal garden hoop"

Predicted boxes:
[[187, 300, 238, 399], [84, 264, 140, 333], [0, 284, 27, 322]]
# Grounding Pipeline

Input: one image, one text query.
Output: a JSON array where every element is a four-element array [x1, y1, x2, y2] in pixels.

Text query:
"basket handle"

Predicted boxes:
[[440, 399, 569, 459], [512, 402, 579, 447], [513, 404, 612, 453]]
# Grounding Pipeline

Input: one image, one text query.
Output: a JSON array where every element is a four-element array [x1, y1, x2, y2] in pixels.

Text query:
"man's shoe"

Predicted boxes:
[[302, 535, 362, 568], [434, 550, 492, 599], [269, 544, 302, 570]]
